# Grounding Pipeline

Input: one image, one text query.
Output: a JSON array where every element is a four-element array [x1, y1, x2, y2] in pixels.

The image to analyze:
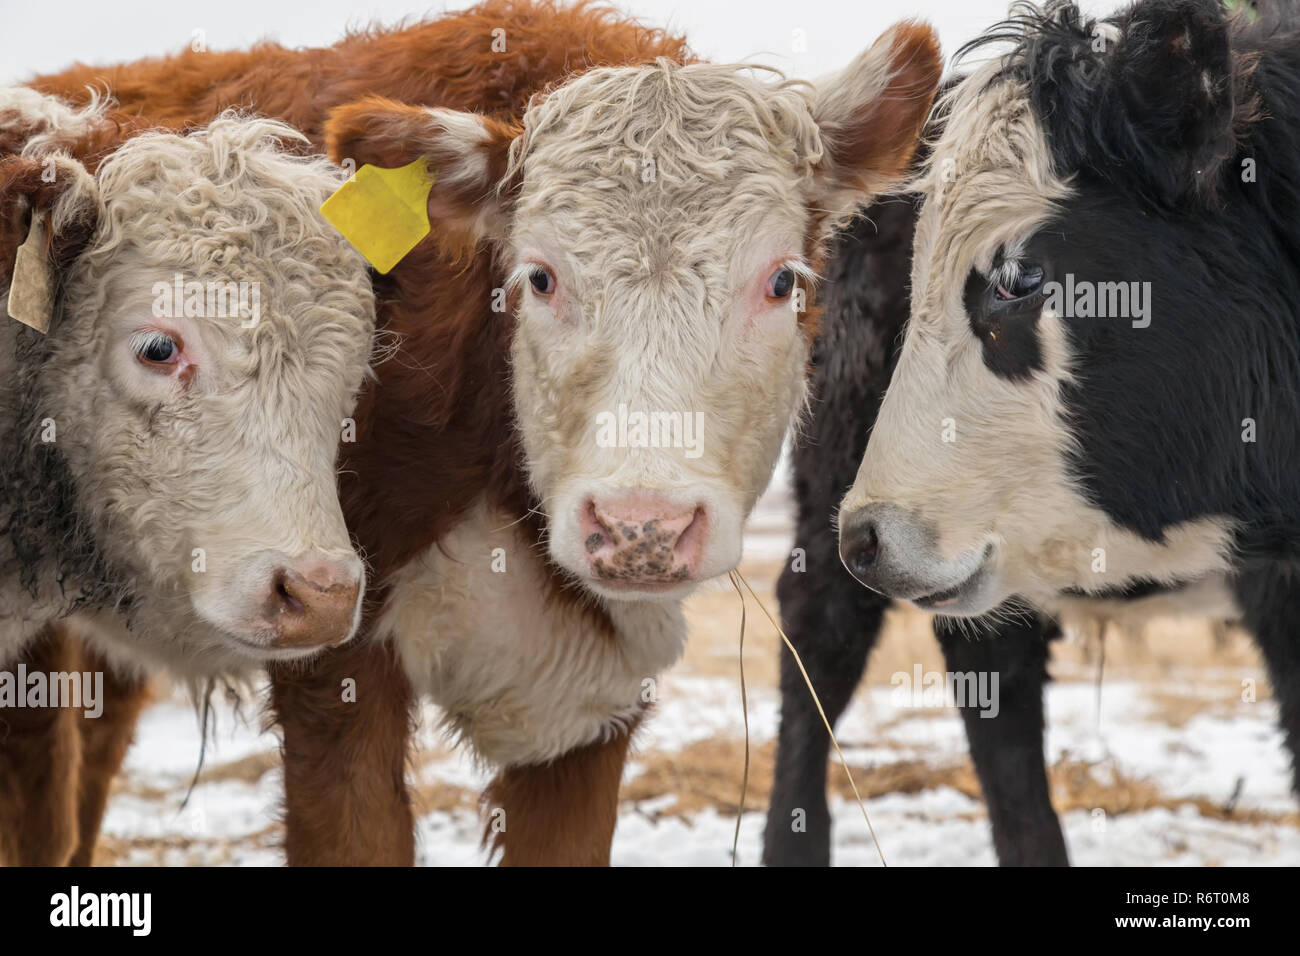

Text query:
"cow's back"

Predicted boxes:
[[31, 0, 691, 147]]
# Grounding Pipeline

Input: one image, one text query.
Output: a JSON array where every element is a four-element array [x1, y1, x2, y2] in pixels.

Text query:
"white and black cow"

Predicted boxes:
[[764, 181, 1074, 867], [770, 0, 1300, 865]]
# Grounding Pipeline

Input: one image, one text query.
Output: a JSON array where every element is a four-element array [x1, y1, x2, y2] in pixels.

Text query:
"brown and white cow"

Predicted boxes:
[[30, 0, 941, 864], [0, 89, 377, 863]]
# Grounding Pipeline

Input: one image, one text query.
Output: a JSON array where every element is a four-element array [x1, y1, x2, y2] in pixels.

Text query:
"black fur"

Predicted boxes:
[[963, 265, 1047, 380], [762, 198, 914, 866], [961, 0, 1257, 210], [0, 324, 130, 622], [767, 0, 1300, 865], [933, 614, 1067, 865], [763, 193, 1068, 866], [962, 1, 1300, 554]]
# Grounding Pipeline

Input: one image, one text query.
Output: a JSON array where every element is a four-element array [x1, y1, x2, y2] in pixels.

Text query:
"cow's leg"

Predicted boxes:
[[268, 636, 415, 865], [763, 560, 887, 866], [0, 627, 81, 866], [69, 651, 151, 866], [934, 612, 1069, 866], [483, 724, 634, 866], [1234, 566, 1300, 797]]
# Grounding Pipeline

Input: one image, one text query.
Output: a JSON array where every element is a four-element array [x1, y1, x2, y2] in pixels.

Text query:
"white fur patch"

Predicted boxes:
[[377, 499, 686, 766]]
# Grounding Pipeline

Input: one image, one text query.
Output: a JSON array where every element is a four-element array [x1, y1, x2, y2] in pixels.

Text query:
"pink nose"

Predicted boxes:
[[581, 494, 707, 587], [261, 554, 363, 649]]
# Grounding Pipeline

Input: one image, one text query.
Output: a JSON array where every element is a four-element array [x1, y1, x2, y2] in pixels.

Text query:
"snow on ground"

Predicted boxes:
[[101, 664, 1300, 866], [93, 479, 1300, 867]]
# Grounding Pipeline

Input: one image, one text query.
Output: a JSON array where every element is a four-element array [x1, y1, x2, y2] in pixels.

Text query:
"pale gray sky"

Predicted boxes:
[[2, 0, 1120, 84]]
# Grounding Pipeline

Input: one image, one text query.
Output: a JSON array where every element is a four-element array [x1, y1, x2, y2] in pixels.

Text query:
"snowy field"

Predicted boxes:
[[98, 619, 1300, 867], [92, 477, 1300, 867]]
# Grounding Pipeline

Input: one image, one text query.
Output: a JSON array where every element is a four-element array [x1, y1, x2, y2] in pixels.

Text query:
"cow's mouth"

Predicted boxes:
[[584, 575, 701, 602], [206, 621, 347, 663], [219, 629, 326, 661], [911, 542, 995, 614]]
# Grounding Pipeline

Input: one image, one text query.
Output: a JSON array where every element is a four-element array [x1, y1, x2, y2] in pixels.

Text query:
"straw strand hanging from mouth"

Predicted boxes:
[[728, 570, 750, 867], [729, 567, 888, 867]]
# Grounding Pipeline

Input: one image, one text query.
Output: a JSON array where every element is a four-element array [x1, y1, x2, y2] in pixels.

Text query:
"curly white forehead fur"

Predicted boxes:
[[70, 114, 373, 373], [507, 58, 825, 186]]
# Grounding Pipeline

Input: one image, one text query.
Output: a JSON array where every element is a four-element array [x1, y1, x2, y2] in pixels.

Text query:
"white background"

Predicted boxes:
[[2, 0, 1119, 84]]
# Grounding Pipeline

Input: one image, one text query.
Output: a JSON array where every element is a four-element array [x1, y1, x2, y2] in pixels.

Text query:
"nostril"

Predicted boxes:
[[273, 570, 306, 615], [672, 507, 706, 560], [255, 555, 363, 651], [583, 500, 610, 553], [847, 524, 879, 578]]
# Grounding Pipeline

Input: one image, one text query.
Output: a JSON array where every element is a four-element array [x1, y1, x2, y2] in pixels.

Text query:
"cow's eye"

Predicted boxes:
[[130, 330, 180, 366], [766, 266, 796, 300], [992, 261, 1045, 301], [528, 265, 556, 296]]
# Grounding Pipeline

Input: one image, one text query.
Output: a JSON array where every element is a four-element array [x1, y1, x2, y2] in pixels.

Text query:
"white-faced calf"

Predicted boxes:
[[0, 93, 375, 675]]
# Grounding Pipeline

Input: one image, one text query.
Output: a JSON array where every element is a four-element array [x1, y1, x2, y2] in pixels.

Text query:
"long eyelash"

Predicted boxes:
[[504, 263, 537, 294], [985, 255, 1012, 281], [992, 262, 1020, 292], [779, 256, 820, 288], [129, 330, 174, 358], [506, 262, 557, 295], [986, 242, 1028, 287]]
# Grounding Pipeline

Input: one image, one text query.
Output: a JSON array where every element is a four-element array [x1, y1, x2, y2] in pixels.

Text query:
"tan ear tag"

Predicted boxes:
[[7, 216, 54, 334]]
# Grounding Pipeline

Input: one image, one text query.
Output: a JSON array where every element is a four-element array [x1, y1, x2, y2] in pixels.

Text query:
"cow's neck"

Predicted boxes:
[[375, 496, 685, 766]]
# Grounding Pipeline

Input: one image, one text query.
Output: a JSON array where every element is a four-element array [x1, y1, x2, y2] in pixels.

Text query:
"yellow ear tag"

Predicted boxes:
[[320, 159, 434, 274]]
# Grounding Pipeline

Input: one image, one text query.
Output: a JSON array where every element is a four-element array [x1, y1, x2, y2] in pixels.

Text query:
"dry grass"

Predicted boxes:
[[95, 736, 1298, 865], [622, 736, 1300, 828], [410, 778, 478, 814], [93, 825, 284, 867], [647, 555, 1295, 835]]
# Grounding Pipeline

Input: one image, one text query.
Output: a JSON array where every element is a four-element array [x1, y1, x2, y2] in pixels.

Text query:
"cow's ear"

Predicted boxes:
[[1098, 0, 1247, 206], [325, 97, 518, 252], [0, 153, 99, 307], [809, 20, 943, 220]]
